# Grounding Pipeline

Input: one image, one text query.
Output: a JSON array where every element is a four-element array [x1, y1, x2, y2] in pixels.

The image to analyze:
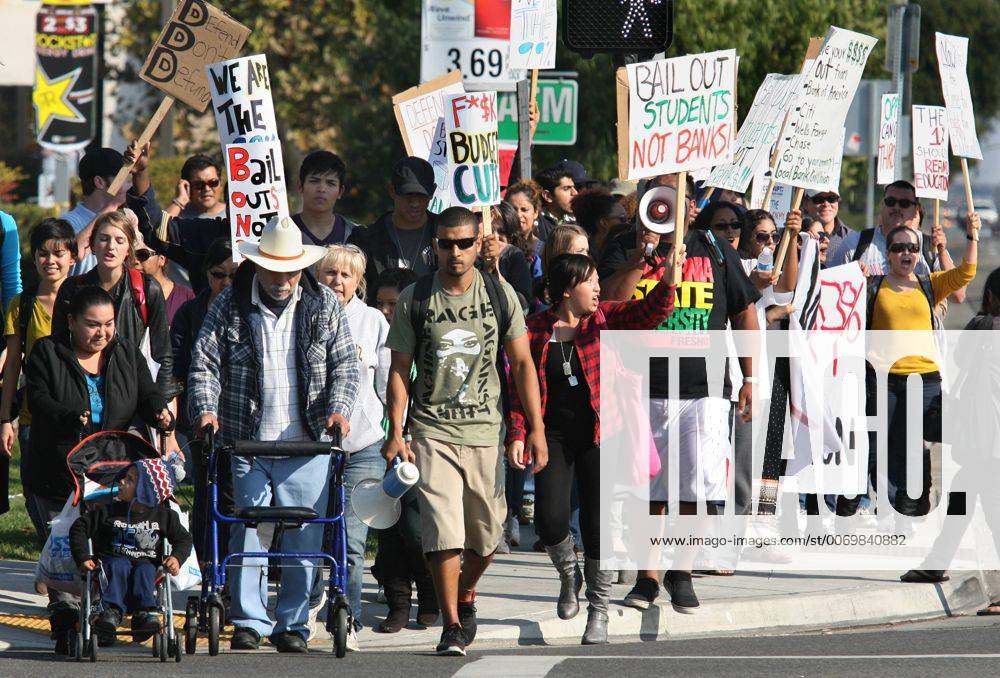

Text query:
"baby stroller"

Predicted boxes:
[[66, 430, 183, 663], [186, 427, 352, 657]]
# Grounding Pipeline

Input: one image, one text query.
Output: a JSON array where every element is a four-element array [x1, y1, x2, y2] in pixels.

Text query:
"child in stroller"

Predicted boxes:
[[69, 455, 192, 644]]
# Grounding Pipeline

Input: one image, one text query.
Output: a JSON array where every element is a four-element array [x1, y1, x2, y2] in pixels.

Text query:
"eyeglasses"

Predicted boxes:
[[888, 242, 920, 254], [191, 179, 221, 190], [134, 250, 155, 263], [712, 221, 742, 231], [208, 269, 236, 280], [884, 197, 919, 209], [753, 231, 777, 244], [811, 195, 840, 204], [436, 237, 478, 250]]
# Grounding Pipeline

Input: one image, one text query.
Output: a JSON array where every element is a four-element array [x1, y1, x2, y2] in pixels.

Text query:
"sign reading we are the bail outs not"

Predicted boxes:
[[225, 140, 289, 261], [445, 91, 501, 208]]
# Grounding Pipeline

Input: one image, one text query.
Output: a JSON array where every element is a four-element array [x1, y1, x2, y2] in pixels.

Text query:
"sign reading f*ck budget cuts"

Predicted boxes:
[[445, 91, 500, 208]]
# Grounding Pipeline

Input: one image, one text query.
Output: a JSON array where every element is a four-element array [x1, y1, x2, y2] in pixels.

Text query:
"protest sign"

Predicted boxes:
[[707, 73, 800, 193], [618, 49, 738, 180], [912, 105, 949, 201], [935, 33, 982, 160], [206, 54, 279, 147], [773, 27, 877, 193], [750, 170, 793, 224], [33, 3, 98, 151], [445, 91, 500, 209], [140, 0, 251, 111], [508, 0, 557, 70], [421, 0, 523, 84], [393, 70, 465, 159], [393, 71, 466, 214], [877, 93, 900, 185], [225, 140, 289, 261], [109, 0, 250, 195]]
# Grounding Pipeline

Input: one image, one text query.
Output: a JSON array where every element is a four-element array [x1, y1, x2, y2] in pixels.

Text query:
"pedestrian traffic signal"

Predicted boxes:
[[563, 0, 674, 56]]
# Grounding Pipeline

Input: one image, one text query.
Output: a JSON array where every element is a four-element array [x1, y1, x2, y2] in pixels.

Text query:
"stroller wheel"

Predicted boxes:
[[151, 634, 159, 658], [70, 630, 81, 661], [332, 606, 348, 659], [158, 631, 168, 662], [173, 637, 182, 663], [88, 638, 97, 663], [207, 604, 221, 657], [184, 599, 199, 655]]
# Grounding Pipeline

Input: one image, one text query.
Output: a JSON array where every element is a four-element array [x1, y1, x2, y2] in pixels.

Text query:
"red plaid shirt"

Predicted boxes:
[[506, 279, 676, 445]]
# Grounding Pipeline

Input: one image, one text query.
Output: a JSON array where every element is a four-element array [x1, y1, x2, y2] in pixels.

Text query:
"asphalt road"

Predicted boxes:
[[3, 615, 1000, 678]]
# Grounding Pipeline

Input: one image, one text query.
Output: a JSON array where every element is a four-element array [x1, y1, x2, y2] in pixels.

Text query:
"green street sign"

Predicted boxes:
[[498, 79, 578, 146]]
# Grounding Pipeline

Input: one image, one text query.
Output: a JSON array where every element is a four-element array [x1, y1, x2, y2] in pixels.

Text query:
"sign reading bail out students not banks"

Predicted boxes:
[[446, 91, 500, 208]]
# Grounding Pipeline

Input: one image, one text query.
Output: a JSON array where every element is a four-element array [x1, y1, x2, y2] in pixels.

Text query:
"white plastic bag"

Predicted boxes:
[[35, 495, 81, 595], [169, 502, 202, 591]]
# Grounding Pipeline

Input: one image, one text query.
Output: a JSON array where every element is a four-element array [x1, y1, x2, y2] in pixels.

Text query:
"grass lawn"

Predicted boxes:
[[0, 441, 41, 561]]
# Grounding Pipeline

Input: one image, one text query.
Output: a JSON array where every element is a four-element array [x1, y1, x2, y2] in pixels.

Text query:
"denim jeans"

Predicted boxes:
[[101, 556, 156, 614], [229, 453, 330, 638], [341, 442, 384, 626], [838, 370, 940, 517]]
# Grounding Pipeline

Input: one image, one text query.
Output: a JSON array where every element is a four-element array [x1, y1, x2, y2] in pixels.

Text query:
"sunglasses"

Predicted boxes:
[[436, 236, 478, 250], [208, 269, 236, 280], [192, 179, 221, 190], [884, 197, 919, 209], [811, 195, 840, 204], [134, 249, 155, 263], [753, 231, 777, 244], [712, 221, 742, 231], [888, 242, 920, 254]]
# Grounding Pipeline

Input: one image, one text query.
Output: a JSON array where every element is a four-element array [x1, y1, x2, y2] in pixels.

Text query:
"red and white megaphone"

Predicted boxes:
[[638, 185, 678, 258]]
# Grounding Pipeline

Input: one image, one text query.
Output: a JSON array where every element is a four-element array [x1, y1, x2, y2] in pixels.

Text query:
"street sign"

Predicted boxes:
[[498, 77, 578, 146]]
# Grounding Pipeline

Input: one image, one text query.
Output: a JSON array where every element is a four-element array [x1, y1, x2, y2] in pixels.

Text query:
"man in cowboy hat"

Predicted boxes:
[[188, 216, 360, 653]]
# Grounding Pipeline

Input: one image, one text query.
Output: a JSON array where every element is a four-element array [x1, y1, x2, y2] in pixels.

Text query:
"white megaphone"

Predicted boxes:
[[351, 458, 420, 529], [638, 185, 678, 259]]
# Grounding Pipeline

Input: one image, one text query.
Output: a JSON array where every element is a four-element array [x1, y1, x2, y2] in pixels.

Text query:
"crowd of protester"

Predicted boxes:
[[0, 134, 989, 657]]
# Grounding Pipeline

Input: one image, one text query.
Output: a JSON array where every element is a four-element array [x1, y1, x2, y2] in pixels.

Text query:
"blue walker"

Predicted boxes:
[[184, 427, 352, 657]]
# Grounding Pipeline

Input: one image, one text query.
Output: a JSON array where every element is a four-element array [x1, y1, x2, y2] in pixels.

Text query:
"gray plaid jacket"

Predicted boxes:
[[187, 265, 359, 444]]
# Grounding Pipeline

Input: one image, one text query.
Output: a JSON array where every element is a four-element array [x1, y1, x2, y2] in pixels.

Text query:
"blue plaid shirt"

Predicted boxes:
[[187, 270, 359, 444]]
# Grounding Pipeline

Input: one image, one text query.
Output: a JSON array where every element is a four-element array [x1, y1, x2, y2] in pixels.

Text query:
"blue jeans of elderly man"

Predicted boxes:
[[187, 217, 359, 651]]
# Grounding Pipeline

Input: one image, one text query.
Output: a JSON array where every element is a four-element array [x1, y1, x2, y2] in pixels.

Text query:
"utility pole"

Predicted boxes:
[[886, 2, 920, 179]]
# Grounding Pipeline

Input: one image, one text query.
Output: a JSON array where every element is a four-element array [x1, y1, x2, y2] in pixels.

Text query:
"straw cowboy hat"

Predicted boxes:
[[237, 215, 328, 272]]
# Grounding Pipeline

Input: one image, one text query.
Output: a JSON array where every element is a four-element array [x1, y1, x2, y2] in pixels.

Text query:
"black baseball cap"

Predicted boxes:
[[551, 159, 594, 187], [79, 147, 125, 184], [391, 157, 436, 196]]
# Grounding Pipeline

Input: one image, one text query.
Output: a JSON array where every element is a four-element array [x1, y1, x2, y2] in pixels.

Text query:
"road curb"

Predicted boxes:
[[356, 571, 992, 652]]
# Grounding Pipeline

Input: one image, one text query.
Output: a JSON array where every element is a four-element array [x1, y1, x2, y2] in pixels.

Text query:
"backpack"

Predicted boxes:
[[866, 274, 941, 330], [853, 227, 938, 272], [408, 270, 513, 423], [126, 267, 150, 327]]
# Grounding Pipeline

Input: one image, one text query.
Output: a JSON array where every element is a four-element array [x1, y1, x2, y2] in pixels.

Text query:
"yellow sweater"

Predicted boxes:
[[870, 260, 976, 374]]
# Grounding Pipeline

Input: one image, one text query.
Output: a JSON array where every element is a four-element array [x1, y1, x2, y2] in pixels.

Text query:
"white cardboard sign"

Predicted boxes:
[[445, 91, 501, 208], [508, 0, 557, 70], [935, 33, 982, 160], [225, 140, 290, 262], [206, 55, 280, 147], [773, 27, 877, 192], [877, 93, 900, 185], [912, 105, 950, 201]]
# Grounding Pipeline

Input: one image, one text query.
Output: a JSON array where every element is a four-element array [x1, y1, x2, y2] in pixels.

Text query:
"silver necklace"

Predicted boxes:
[[557, 340, 578, 387], [391, 218, 426, 269]]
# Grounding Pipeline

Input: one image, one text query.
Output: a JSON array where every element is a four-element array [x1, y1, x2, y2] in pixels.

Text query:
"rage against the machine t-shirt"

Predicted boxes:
[[598, 229, 759, 400], [386, 271, 526, 446]]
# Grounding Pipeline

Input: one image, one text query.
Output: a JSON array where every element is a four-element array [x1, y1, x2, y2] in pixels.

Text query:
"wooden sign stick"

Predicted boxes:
[[529, 69, 539, 109], [772, 187, 804, 279], [934, 198, 941, 232], [482, 204, 493, 237], [762, 177, 776, 210], [673, 172, 687, 281], [961, 157, 979, 241], [698, 186, 715, 208], [106, 96, 175, 196]]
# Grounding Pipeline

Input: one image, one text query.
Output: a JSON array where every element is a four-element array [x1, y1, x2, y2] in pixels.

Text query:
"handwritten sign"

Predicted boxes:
[[707, 73, 799, 193], [225, 140, 290, 261], [912, 105, 949, 201], [620, 49, 737, 180], [206, 54, 279, 147], [935, 33, 982, 160], [750, 169, 793, 224], [508, 0, 557, 70], [445, 91, 500, 208], [773, 27, 876, 192], [877, 93, 900, 185], [140, 0, 251, 111]]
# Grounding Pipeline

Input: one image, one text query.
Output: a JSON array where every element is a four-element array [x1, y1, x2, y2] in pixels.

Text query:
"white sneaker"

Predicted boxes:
[[376, 585, 386, 604], [306, 591, 326, 642], [346, 626, 360, 652]]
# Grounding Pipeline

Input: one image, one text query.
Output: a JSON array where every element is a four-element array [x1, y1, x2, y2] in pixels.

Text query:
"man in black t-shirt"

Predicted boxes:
[[599, 216, 760, 615], [291, 151, 360, 246]]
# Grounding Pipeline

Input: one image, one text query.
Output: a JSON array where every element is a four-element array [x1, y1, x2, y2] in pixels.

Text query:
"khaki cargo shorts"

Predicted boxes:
[[411, 437, 507, 556]]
